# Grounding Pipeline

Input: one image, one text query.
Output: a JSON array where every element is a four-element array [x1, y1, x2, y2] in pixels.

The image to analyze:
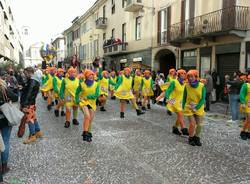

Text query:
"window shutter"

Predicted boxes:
[[167, 6, 171, 42], [157, 11, 161, 44]]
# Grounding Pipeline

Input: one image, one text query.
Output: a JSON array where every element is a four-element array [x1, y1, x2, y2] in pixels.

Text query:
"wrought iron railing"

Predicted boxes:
[[126, 0, 142, 6], [95, 17, 107, 27], [168, 6, 249, 42], [103, 43, 128, 54]]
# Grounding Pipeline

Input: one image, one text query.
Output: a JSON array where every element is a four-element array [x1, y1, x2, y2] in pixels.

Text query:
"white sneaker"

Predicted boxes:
[[227, 119, 236, 123]]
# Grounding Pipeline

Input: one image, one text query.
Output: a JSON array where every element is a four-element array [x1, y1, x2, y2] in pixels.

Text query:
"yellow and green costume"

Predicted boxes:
[[114, 75, 134, 100], [160, 76, 174, 91], [41, 74, 53, 92], [133, 75, 142, 92], [60, 77, 79, 107], [110, 76, 117, 91], [53, 76, 64, 98], [75, 81, 100, 111], [165, 79, 185, 113], [240, 83, 250, 113], [141, 77, 154, 97], [183, 82, 206, 116]]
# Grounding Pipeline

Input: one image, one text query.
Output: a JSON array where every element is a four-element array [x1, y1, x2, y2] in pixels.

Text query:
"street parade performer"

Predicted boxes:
[[161, 69, 189, 136], [239, 75, 250, 140], [75, 69, 100, 142], [41, 67, 56, 111], [53, 68, 65, 117], [60, 67, 80, 128], [183, 70, 206, 146], [133, 69, 143, 106], [114, 67, 144, 118], [141, 70, 154, 111]]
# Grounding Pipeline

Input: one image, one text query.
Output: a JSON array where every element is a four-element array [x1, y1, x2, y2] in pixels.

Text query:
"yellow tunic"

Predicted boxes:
[[41, 74, 53, 92], [184, 82, 205, 116], [133, 75, 142, 92], [167, 79, 185, 113], [160, 76, 174, 91], [53, 76, 63, 98], [141, 77, 154, 97], [79, 81, 99, 111], [110, 76, 117, 91], [115, 75, 134, 99], [99, 77, 109, 96], [64, 78, 79, 107]]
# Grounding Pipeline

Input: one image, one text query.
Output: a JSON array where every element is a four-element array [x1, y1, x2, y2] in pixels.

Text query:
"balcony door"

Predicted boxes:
[[181, 0, 195, 37], [222, 0, 236, 30]]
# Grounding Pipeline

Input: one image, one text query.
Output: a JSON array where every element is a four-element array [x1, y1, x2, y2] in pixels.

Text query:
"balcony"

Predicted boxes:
[[95, 17, 107, 29], [168, 6, 250, 45], [103, 42, 128, 56], [124, 0, 143, 12]]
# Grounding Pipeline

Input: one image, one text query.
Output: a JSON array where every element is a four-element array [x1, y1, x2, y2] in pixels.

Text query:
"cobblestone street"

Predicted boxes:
[[4, 95, 250, 184]]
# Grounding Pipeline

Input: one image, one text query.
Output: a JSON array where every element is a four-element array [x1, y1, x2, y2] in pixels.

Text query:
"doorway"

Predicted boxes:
[[155, 49, 176, 76]]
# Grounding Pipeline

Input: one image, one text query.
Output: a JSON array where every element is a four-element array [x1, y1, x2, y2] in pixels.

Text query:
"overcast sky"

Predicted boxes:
[[10, 0, 94, 44]]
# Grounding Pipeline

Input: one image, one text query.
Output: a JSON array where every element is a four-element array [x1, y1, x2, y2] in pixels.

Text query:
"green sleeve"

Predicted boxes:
[[75, 83, 83, 104], [240, 83, 247, 104], [114, 76, 123, 90], [131, 71, 135, 78], [196, 86, 206, 110], [59, 79, 65, 99], [141, 78, 144, 90], [53, 77, 59, 93], [109, 78, 116, 86], [182, 87, 187, 109], [151, 79, 154, 90], [165, 81, 175, 100], [42, 75, 49, 85], [165, 76, 170, 83], [87, 84, 100, 99], [98, 68, 103, 80]]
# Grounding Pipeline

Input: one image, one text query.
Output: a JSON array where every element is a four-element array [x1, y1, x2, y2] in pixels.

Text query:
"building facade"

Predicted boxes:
[[52, 35, 65, 67], [0, 0, 24, 67], [62, 0, 250, 81], [157, 0, 250, 81], [24, 42, 43, 67], [63, 0, 156, 71]]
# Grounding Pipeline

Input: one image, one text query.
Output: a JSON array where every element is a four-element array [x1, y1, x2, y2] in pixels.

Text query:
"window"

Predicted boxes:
[[122, 0, 127, 8], [111, 0, 115, 14], [122, 23, 126, 42], [135, 17, 142, 40], [182, 50, 197, 71], [161, 10, 167, 32], [94, 40, 99, 57], [200, 47, 212, 77], [94, 13, 99, 22], [159, 9, 167, 44], [112, 28, 115, 39], [103, 33, 106, 40], [81, 22, 88, 35], [24, 29, 28, 35], [73, 29, 80, 40]]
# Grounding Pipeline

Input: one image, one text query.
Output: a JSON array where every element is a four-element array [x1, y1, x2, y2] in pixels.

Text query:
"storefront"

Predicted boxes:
[[200, 47, 212, 78], [181, 49, 197, 71]]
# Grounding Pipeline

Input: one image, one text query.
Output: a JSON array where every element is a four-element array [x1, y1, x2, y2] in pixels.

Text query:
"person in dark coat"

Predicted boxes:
[[0, 70, 18, 177], [20, 67, 43, 144]]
